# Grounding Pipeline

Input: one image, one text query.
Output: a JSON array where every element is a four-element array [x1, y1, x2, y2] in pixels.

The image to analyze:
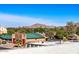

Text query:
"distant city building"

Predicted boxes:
[[0, 26, 7, 34]]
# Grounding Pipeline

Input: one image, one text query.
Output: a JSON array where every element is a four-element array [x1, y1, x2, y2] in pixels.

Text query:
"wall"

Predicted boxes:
[[26, 38, 46, 43]]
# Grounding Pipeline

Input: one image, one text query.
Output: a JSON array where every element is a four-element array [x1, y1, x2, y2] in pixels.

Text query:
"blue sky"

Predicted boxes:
[[0, 4, 79, 27]]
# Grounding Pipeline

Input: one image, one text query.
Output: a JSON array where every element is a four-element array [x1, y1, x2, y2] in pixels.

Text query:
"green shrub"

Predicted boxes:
[[2, 41, 6, 44], [0, 42, 1, 45]]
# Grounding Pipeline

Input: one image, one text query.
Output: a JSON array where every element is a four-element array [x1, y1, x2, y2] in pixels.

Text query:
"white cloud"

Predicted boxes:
[[0, 13, 55, 27], [0, 13, 65, 27]]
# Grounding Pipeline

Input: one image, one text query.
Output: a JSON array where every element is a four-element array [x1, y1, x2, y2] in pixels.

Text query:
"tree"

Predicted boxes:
[[17, 28, 26, 33], [7, 29, 15, 34], [33, 27, 46, 33], [55, 30, 64, 39], [46, 31, 54, 39], [65, 21, 77, 35], [54, 26, 68, 40], [76, 27, 79, 35]]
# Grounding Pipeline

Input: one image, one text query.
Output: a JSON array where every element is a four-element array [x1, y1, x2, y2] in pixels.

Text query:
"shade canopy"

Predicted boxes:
[[0, 33, 45, 40]]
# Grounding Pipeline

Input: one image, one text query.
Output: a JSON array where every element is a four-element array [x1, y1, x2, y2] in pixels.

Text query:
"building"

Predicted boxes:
[[0, 33, 47, 47], [0, 26, 7, 34], [12, 33, 47, 47], [67, 34, 79, 41]]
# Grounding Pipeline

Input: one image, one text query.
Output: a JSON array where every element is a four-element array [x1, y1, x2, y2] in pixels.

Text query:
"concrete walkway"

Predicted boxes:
[[1, 42, 79, 54]]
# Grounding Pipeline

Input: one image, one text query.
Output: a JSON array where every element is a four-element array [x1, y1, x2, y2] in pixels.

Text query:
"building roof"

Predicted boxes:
[[26, 33, 44, 39], [0, 33, 45, 40], [0, 34, 12, 40]]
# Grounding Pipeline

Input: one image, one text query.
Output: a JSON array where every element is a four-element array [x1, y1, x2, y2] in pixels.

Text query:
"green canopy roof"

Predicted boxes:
[[26, 33, 44, 39], [0, 33, 44, 40], [0, 34, 12, 40]]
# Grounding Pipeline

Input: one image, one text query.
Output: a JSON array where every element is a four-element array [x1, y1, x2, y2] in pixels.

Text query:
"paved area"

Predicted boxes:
[[1, 42, 79, 54]]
